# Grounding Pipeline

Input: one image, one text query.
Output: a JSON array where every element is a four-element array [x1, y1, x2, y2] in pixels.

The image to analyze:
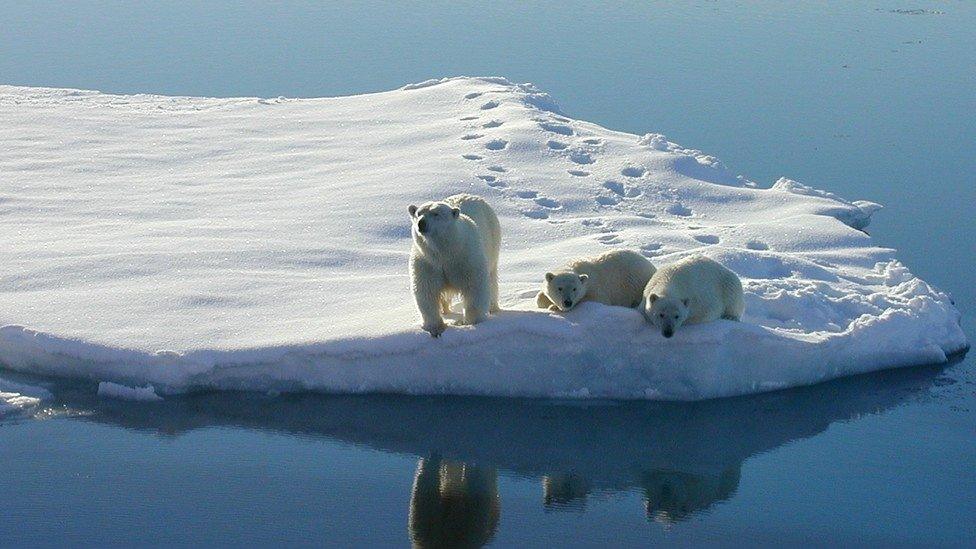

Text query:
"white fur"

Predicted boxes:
[[409, 193, 501, 337], [536, 249, 656, 312], [641, 255, 744, 338]]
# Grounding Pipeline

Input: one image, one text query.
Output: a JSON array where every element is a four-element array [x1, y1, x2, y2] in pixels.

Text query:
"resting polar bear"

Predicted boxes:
[[409, 194, 501, 337], [536, 249, 656, 311], [641, 255, 744, 338]]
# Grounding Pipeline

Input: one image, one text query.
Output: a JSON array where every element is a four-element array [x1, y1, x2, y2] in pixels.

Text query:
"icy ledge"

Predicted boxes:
[[0, 77, 967, 400]]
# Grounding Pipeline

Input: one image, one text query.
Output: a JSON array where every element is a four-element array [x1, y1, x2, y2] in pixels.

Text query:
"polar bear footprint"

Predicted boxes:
[[484, 139, 508, 151], [538, 121, 574, 136], [476, 174, 507, 188], [513, 189, 561, 220], [640, 243, 665, 258], [596, 233, 624, 245], [693, 234, 720, 245]]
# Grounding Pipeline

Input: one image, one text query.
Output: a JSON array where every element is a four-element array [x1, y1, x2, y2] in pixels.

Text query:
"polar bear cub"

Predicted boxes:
[[409, 193, 501, 337], [536, 249, 656, 312], [641, 255, 744, 338]]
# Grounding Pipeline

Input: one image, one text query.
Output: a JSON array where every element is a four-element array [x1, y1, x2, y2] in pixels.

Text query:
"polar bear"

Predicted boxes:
[[641, 255, 744, 338], [409, 193, 501, 337], [536, 249, 656, 312]]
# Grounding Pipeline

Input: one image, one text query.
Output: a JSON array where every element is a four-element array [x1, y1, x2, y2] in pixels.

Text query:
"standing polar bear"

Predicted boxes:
[[536, 249, 656, 311], [409, 193, 501, 338], [641, 255, 744, 338]]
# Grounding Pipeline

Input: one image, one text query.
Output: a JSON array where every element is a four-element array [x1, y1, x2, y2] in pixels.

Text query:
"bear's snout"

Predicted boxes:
[[563, 299, 572, 308], [417, 218, 428, 234], [662, 328, 674, 338]]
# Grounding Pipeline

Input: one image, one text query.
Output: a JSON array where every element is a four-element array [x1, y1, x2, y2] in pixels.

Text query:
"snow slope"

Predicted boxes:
[[0, 77, 966, 400]]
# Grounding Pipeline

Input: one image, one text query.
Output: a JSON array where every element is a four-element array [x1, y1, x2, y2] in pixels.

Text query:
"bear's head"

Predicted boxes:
[[642, 294, 690, 338], [543, 271, 589, 311], [408, 201, 460, 241]]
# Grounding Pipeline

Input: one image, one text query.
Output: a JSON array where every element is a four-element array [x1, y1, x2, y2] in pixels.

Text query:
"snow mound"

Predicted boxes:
[[0, 77, 966, 400], [97, 382, 163, 402]]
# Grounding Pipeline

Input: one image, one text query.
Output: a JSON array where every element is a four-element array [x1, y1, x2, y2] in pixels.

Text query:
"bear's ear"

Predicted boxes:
[[451, 207, 460, 218], [649, 293, 658, 303], [545, 272, 555, 282], [408, 205, 417, 217], [682, 298, 689, 307], [578, 274, 589, 283]]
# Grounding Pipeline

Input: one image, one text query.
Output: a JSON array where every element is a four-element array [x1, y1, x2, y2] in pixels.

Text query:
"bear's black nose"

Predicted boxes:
[[662, 329, 673, 338], [563, 299, 572, 308], [417, 219, 428, 233]]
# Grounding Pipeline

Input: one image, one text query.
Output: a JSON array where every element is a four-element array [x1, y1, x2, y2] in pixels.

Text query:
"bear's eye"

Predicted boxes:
[[674, 315, 679, 319], [430, 212, 438, 217], [659, 313, 665, 318], [557, 287, 563, 291]]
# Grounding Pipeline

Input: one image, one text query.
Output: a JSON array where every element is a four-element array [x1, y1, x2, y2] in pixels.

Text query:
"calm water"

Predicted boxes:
[[1, 1, 974, 546]]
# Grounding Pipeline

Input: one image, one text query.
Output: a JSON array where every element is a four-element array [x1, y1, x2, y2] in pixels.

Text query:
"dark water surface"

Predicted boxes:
[[2, 1, 974, 546]]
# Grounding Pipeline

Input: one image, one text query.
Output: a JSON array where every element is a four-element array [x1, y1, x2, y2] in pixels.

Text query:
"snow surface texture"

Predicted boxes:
[[0, 77, 966, 400]]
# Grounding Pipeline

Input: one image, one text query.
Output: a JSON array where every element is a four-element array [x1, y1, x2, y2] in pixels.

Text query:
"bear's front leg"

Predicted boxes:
[[535, 291, 553, 310], [411, 259, 447, 337]]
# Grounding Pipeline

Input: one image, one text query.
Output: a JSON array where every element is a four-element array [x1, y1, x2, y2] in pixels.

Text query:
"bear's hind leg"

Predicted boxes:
[[489, 269, 500, 313], [722, 291, 744, 321], [439, 289, 455, 315]]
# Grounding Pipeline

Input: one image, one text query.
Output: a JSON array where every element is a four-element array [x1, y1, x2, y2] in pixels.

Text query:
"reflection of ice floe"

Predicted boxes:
[[21, 360, 952, 524]]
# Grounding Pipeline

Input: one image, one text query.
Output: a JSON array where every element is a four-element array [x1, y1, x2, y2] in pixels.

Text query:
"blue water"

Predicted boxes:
[[1, 1, 974, 546]]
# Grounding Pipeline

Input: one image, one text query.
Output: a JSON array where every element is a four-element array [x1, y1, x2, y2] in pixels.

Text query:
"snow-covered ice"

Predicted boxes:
[[0, 77, 966, 400]]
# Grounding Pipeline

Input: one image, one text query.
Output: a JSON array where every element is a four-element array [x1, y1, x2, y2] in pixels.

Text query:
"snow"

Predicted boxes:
[[0, 377, 51, 417], [0, 77, 966, 400], [97, 382, 163, 402]]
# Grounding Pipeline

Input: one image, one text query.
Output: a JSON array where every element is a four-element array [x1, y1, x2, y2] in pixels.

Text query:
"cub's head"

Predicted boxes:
[[543, 271, 589, 311], [643, 294, 689, 338], [408, 201, 460, 240]]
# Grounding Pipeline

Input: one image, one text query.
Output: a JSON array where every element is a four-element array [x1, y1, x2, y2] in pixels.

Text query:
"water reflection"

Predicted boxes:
[[543, 473, 590, 510], [13, 362, 951, 535], [641, 468, 740, 524], [409, 457, 499, 548]]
